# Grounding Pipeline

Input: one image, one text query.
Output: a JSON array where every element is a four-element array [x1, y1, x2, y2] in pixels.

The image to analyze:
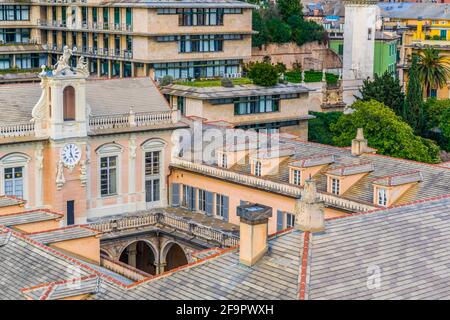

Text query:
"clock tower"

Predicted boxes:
[[31, 47, 90, 225]]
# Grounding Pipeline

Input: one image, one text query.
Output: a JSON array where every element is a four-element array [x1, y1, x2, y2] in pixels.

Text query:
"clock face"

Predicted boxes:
[[61, 143, 82, 167]]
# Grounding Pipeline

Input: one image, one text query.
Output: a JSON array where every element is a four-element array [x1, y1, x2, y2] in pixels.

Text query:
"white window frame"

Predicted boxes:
[[96, 143, 123, 198], [331, 178, 340, 195], [141, 139, 166, 209], [254, 160, 262, 176], [377, 188, 388, 206], [220, 153, 227, 168], [216, 193, 225, 218], [198, 188, 206, 212], [0, 153, 30, 201], [292, 169, 301, 185], [286, 213, 295, 228]]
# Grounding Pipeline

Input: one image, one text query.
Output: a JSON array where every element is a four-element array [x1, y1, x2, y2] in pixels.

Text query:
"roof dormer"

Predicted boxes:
[[372, 171, 423, 207], [288, 155, 335, 186], [326, 162, 374, 195], [217, 142, 258, 169], [249, 146, 295, 177]]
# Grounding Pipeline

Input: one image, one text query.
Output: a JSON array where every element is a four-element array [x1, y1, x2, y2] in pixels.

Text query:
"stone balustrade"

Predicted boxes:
[[89, 111, 174, 130], [100, 254, 151, 282], [171, 157, 376, 213], [90, 210, 239, 248], [0, 122, 35, 138]]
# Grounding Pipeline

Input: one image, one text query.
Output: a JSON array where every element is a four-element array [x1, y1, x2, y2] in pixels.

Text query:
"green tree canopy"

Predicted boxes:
[[250, 1, 325, 48], [330, 100, 441, 164], [247, 62, 279, 86], [277, 0, 302, 21], [265, 17, 292, 44], [358, 71, 405, 117], [416, 47, 450, 97], [404, 55, 425, 134]]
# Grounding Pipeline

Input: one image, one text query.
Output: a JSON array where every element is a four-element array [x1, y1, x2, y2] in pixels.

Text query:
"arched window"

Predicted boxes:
[[63, 86, 75, 121]]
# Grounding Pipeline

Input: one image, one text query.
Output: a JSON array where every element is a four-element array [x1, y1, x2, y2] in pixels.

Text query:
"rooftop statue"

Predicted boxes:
[[53, 45, 72, 75]]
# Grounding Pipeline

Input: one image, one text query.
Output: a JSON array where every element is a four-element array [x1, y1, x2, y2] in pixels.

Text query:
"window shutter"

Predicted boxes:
[[205, 191, 213, 216], [186, 186, 192, 210], [223, 196, 229, 222], [171, 183, 180, 207], [277, 210, 284, 232], [190, 187, 197, 211]]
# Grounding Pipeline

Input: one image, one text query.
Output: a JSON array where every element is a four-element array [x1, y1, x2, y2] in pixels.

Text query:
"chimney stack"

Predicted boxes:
[[294, 178, 325, 232], [237, 203, 272, 267], [351, 128, 369, 156]]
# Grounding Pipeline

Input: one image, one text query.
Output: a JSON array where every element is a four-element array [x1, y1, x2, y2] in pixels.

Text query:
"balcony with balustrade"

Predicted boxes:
[[44, 44, 133, 60], [37, 19, 133, 34]]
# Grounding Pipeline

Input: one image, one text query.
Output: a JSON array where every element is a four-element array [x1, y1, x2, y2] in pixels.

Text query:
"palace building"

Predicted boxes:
[[1, 48, 450, 299], [0, 49, 186, 225], [0, 0, 255, 82]]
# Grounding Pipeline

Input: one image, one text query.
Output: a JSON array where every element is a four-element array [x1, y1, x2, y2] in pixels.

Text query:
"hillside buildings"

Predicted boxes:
[[0, 0, 255, 82]]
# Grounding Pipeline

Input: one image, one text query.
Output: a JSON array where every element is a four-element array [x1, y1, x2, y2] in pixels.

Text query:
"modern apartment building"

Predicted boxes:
[[0, 0, 255, 81]]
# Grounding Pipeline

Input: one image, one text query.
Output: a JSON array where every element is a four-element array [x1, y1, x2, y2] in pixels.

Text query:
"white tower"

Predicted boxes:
[[342, 0, 380, 106]]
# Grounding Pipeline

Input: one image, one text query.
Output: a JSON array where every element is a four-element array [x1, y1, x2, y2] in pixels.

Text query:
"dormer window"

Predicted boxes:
[[63, 85, 75, 121], [254, 160, 262, 177], [377, 188, 388, 207], [292, 169, 301, 185], [331, 178, 340, 195]]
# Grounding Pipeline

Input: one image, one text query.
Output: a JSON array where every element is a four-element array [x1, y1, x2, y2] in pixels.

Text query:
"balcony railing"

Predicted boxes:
[[89, 110, 177, 131], [0, 122, 35, 138], [171, 157, 376, 213], [37, 19, 133, 33], [90, 210, 239, 248], [0, 111, 178, 139], [45, 44, 133, 60]]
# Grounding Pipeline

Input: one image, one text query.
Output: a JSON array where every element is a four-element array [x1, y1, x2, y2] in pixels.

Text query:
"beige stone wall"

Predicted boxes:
[[170, 168, 347, 234], [51, 236, 100, 264], [146, 9, 253, 35], [184, 94, 310, 125], [145, 36, 252, 62], [249, 41, 342, 70]]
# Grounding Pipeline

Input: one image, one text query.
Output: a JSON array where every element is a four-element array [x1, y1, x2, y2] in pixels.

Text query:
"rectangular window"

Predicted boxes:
[[145, 151, 160, 203], [254, 160, 262, 177], [178, 35, 223, 53], [177, 96, 185, 115], [286, 213, 295, 228], [178, 8, 224, 26], [4, 167, 23, 199], [0, 5, 30, 21], [145, 179, 160, 203], [182, 185, 196, 210], [377, 188, 387, 206], [292, 169, 301, 185], [100, 156, 117, 196], [198, 189, 206, 212], [234, 95, 280, 115], [221, 154, 227, 168], [145, 151, 160, 175], [216, 194, 228, 218], [331, 178, 340, 195]]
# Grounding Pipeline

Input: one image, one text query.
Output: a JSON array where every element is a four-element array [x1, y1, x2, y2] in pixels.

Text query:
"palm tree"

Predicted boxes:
[[416, 47, 450, 97]]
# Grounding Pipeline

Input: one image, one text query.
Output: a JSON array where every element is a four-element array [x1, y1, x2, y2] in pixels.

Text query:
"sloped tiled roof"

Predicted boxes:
[[0, 196, 26, 208], [306, 196, 450, 300], [173, 124, 450, 208], [161, 83, 310, 100], [0, 77, 171, 126], [22, 275, 101, 300], [28, 225, 100, 245], [0, 209, 63, 227]]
